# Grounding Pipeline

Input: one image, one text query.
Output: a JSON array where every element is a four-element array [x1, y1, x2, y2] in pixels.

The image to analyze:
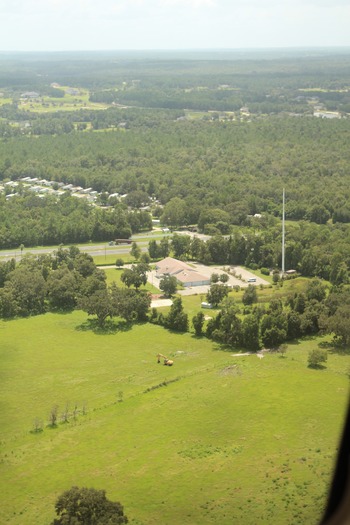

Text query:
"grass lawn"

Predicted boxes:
[[0, 311, 349, 525], [103, 267, 160, 294], [93, 253, 133, 266]]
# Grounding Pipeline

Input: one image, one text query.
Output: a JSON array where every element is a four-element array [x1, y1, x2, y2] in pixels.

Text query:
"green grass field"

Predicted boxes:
[[17, 88, 110, 114], [104, 267, 160, 294], [0, 310, 349, 525]]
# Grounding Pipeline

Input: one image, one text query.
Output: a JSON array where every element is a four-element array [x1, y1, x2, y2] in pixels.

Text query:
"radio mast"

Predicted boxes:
[[282, 188, 285, 274]]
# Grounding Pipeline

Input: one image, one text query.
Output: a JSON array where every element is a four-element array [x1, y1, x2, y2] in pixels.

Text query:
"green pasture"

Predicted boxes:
[[18, 89, 109, 113], [0, 97, 12, 106], [0, 311, 349, 525]]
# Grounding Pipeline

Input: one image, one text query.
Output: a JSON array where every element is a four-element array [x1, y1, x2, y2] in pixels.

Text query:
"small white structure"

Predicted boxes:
[[201, 302, 213, 309]]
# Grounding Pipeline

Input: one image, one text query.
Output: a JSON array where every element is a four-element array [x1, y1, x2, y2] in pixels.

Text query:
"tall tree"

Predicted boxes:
[[159, 275, 177, 297], [206, 283, 229, 307], [171, 234, 191, 259], [242, 285, 258, 306], [165, 297, 188, 332], [110, 284, 151, 323], [52, 486, 128, 524], [161, 197, 188, 228], [242, 314, 260, 351], [120, 264, 148, 289], [78, 289, 114, 327], [192, 311, 205, 336], [130, 242, 141, 261], [148, 239, 160, 260], [7, 266, 46, 316], [47, 267, 80, 310]]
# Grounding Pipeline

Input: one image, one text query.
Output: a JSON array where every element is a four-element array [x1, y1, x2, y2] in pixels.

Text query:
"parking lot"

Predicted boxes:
[[148, 264, 269, 298]]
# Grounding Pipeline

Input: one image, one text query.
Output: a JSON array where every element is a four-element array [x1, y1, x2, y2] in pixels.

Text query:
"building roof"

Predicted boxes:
[[175, 269, 210, 285], [156, 257, 192, 276], [156, 257, 210, 285]]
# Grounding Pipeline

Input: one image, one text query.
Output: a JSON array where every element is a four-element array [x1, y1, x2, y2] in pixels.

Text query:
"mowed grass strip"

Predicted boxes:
[[0, 312, 349, 525]]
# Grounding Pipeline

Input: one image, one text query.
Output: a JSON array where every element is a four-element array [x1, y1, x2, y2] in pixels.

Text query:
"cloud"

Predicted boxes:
[[0, 0, 349, 50], [159, 0, 217, 7]]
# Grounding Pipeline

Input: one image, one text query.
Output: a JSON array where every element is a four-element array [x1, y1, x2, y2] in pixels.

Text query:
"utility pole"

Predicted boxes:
[[282, 188, 285, 274]]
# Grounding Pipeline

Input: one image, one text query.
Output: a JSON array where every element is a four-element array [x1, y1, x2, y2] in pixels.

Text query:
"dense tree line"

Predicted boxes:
[[0, 104, 183, 137], [0, 247, 106, 317], [146, 231, 349, 284], [1, 245, 348, 349], [0, 52, 350, 282], [1, 117, 350, 227], [0, 248, 152, 325], [0, 194, 151, 248], [2, 50, 349, 93], [149, 277, 350, 350], [204, 281, 350, 351]]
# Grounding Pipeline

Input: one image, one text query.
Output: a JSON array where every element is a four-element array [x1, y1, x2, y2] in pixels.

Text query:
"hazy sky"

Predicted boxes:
[[0, 0, 349, 52]]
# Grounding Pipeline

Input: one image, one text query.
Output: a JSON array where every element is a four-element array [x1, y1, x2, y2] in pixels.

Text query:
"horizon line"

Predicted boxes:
[[1, 45, 350, 54]]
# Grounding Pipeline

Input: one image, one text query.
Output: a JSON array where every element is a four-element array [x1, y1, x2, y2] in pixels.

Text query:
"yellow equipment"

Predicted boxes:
[[157, 353, 174, 366]]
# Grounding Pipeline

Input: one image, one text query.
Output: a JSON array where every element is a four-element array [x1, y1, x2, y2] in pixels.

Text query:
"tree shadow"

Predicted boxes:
[[326, 345, 350, 356], [50, 308, 75, 315], [164, 328, 194, 337], [318, 337, 350, 355], [318, 340, 334, 349], [308, 364, 327, 370], [286, 339, 302, 347], [75, 318, 132, 335], [211, 342, 236, 353], [191, 333, 205, 340]]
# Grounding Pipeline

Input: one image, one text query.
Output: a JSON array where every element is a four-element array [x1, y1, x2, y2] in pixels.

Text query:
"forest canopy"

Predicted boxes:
[[0, 50, 350, 280]]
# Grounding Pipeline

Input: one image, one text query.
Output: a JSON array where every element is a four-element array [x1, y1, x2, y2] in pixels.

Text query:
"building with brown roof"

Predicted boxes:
[[155, 257, 210, 287]]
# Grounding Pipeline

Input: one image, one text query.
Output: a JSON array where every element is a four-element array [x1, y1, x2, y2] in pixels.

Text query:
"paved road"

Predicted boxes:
[[0, 231, 171, 261], [0, 242, 149, 262]]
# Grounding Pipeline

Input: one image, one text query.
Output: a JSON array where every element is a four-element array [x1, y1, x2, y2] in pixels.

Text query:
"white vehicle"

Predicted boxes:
[[247, 277, 257, 283]]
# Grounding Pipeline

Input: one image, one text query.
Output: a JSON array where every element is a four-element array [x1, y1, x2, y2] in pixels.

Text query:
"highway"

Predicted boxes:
[[0, 230, 210, 262], [0, 231, 173, 261]]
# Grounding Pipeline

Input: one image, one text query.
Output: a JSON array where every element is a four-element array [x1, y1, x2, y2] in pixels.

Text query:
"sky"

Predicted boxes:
[[0, 0, 349, 52]]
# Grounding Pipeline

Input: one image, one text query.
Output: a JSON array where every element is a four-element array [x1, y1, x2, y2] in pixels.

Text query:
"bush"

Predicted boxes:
[[242, 285, 258, 306], [308, 349, 328, 368], [260, 267, 270, 276], [272, 271, 280, 284], [115, 258, 124, 269]]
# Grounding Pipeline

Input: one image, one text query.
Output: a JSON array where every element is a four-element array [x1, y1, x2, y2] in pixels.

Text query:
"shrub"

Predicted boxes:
[[308, 349, 328, 368]]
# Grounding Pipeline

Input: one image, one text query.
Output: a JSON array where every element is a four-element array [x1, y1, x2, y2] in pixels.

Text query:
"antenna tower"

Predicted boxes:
[[282, 188, 285, 274]]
